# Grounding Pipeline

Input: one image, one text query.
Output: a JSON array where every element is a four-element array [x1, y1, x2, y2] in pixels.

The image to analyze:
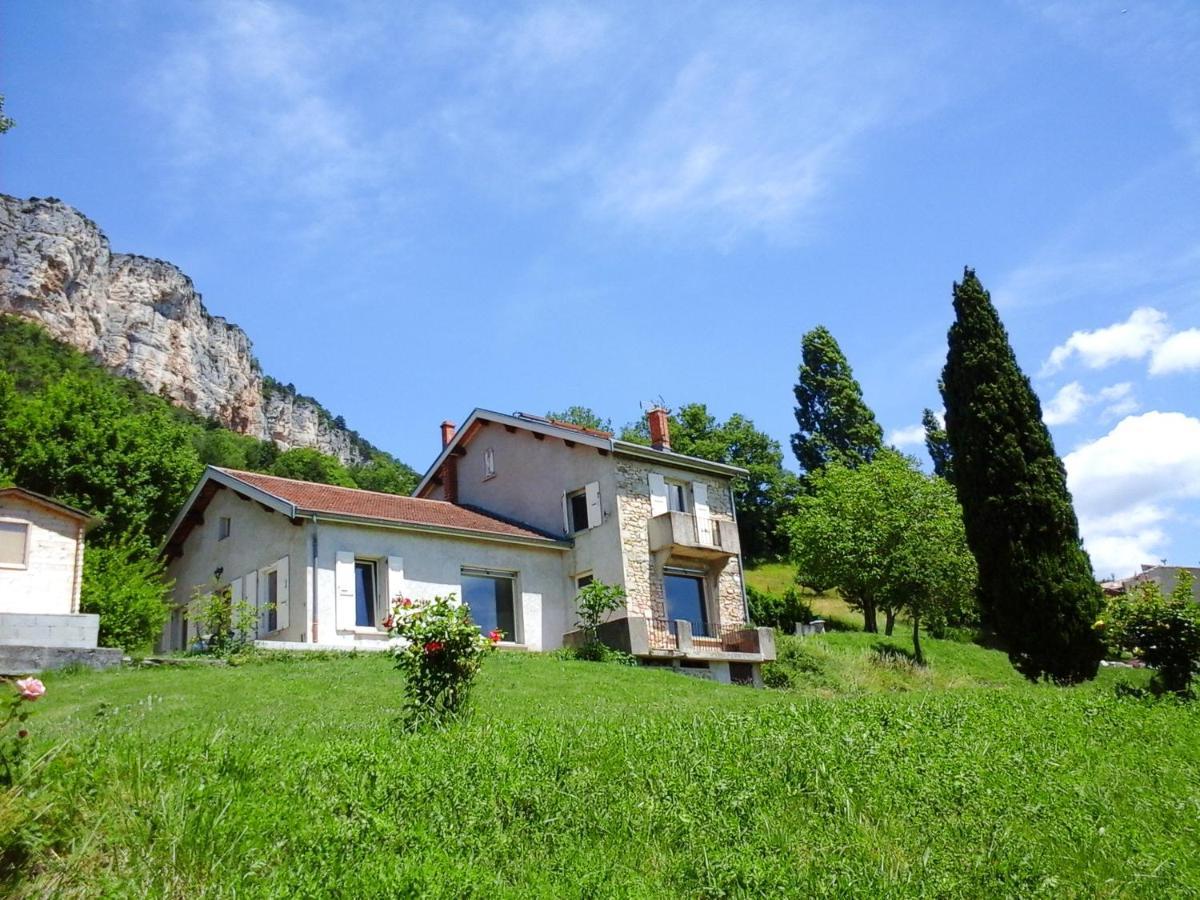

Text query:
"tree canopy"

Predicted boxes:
[[546, 406, 613, 433], [788, 450, 977, 654], [921, 407, 954, 482], [940, 268, 1104, 683], [791, 326, 883, 476]]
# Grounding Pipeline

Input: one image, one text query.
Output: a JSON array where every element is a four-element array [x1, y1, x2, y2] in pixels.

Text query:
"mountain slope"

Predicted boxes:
[[0, 194, 377, 466]]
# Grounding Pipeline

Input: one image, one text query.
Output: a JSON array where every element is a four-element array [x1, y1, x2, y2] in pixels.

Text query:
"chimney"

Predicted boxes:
[[441, 420, 457, 448], [647, 406, 671, 451]]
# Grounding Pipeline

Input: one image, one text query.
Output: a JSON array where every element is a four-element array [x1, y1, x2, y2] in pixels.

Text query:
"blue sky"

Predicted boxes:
[[4, 1, 1200, 577]]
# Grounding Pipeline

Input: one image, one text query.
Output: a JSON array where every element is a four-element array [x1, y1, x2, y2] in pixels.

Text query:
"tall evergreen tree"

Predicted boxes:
[[792, 326, 883, 475], [940, 268, 1104, 683], [922, 407, 954, 482]]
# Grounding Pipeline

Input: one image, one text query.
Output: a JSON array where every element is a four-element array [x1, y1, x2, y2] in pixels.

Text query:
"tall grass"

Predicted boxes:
[[7, 648, 1199, 897]]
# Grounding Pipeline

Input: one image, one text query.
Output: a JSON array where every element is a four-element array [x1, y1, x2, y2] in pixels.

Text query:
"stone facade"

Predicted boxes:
[[614, 459, 747, 629]]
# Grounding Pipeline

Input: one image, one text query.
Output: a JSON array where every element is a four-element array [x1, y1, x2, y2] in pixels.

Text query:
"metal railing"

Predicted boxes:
[[646, 616, 677, 650], [645, 617, 760, 653]]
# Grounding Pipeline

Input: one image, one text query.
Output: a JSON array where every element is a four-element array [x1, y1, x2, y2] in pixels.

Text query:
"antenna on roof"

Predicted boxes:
[[639, 395, 668, 412]]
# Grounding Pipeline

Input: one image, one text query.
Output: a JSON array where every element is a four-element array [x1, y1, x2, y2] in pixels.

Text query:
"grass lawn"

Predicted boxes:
[[5, 641, 1199, 898], [745, 561, 873, 630]]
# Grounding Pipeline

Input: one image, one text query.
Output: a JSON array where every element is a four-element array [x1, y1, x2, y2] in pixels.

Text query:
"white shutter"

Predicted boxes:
[[229, 577, 244, 635], [243, 571, 259, 637], [585, 481, 602, 529], [385, 556, 404, 624], [561, 491, 570, 535], [275, 557, 290, 631], [336, 551, 356, 630], [692, 481, 712, 545], [648, 473, 668, 516]]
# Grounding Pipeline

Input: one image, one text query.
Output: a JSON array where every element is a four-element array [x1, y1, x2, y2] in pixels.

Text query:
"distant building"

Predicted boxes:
[[0, 487, 119, 673], [1120, 564, 1200, 603]]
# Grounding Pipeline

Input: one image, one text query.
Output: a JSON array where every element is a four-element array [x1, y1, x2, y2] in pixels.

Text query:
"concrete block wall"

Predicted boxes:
[[0, 612, 100, 648]]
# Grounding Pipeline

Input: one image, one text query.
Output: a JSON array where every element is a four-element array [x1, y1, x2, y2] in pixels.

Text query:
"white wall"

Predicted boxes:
[[0, 495, 83, 616], [163, 486, 309, 649], [310, 519, 569, 650]]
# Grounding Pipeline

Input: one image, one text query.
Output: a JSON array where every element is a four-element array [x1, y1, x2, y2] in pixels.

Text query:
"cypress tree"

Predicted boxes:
[[791, 326, 884, 475], [940, 268, 1104, 683], [922, 406, 954, 483]]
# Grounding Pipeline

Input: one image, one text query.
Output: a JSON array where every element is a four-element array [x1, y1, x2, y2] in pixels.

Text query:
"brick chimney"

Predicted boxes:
[[439, 420, 458, 503], [647, 406, 671, 451]]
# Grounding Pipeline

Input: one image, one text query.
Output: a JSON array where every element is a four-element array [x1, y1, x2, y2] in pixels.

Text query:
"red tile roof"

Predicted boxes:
[[216, 468, 559, 543]]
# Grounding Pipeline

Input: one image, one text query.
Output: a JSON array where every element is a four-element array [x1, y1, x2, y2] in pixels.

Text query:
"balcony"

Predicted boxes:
[[564, 616, 776, 663], [648, 511, 740, 559]]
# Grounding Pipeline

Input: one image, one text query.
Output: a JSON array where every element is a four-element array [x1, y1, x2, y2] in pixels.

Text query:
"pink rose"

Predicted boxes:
[[16, 677, 45, 701]]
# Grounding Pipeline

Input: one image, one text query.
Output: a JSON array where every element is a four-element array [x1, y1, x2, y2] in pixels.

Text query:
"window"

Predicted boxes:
[[667, 481, 688, 513], [266, 569, 279, 632], [0, 521, 29, 567], [567, 490, 589, 533], [461, 569, 516, 641], [664, 571, 709, 637], [218, 516, 231, 540], [355, 560, 377, 628], [576, 573, 593, 590], [484, 447, 496, 480]]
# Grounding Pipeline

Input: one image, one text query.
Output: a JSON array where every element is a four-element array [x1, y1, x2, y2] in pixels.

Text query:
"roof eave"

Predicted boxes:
[[304, 510, 570, 550], [611, 441, 748, 478]]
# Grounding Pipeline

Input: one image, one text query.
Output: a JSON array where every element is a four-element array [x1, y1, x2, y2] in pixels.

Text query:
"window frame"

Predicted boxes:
[[218, 516, 232, 541], [0, 519, 30, 570], [566, 489, 589, 533], [666, 480, 689, 513], [460, 566, 520, 643], [265, 567, 279, 633], [483, 447, 496, 480], [663, 567, 711, 638], [353, 558, 380, 629]]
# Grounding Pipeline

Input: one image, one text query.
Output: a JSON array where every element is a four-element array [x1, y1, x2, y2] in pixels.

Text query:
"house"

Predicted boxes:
[[0, 487, 120, 673], [160, 408, 775, 684], [1120, 564, 1200, 604]]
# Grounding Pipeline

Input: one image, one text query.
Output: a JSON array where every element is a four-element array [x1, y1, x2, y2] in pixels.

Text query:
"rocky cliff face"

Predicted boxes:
[[0, 195, 371, 465]]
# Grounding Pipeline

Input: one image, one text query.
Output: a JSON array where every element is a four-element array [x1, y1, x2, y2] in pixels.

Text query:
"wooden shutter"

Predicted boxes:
[[692, 481, 712, 544], [243, 570, 259, 637], [385, 556, 404, 624], [561, 491, 570, 535], [275, 557, 290, 631], [585, 481, 602, 529], [648, 473, 668, 516], [336, 551, 356, 630]]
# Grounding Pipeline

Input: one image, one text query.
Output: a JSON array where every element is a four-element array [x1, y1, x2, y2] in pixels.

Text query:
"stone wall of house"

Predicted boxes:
[[614, 458, 746, 627]]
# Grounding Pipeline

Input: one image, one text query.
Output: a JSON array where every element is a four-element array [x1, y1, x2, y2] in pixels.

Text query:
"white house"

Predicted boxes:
[[0, 486, 119, 672], [160, 408, 775, 684]]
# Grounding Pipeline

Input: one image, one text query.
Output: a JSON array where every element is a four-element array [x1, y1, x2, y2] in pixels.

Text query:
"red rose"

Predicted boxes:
[[424, 641, 443, 653], [488, 630, 503, 643], [382, 615, 394, 629]]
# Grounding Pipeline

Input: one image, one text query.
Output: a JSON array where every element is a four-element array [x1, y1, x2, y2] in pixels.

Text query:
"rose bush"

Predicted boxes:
[[386, 595, 498, 724], [2, 677, 44, 787]]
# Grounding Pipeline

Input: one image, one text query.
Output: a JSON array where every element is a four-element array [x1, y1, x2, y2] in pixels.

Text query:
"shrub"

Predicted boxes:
[[187, 579, 261, 655], [386, 595, 499, 725], [79, 541, 172, 652], [1101, 577, 1200, 696], [747, 585, 813, 633]]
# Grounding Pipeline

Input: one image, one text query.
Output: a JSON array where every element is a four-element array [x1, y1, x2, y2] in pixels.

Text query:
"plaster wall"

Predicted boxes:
[[0, 495, 83, 616]]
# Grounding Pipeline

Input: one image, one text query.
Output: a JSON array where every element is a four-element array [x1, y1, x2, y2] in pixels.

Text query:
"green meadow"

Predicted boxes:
[[6, 633, 1199, 898]]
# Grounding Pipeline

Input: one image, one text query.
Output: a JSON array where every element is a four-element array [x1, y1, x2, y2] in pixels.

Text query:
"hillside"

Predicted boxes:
[[7, 642, 1198, 897], [0, 194, 380, 466]]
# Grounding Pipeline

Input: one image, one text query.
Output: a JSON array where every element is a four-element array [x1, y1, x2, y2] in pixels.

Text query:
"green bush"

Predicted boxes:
[[1102, 576, 1200, 696], [747, 585, 813, 633], [79, 541, 172, 652]]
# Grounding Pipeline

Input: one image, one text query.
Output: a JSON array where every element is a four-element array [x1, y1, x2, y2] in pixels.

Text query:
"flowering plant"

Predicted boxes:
[[386, 594, 499, 723], [2, 677, 45, 787]]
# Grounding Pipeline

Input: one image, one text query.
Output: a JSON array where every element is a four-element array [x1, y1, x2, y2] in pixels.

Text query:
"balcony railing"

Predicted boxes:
[[648, 512, 740, 558], [645, 617, 763, 654]]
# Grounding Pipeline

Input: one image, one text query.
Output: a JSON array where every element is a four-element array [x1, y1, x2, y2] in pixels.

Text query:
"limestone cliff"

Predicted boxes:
[[0, 195, 371, 465]]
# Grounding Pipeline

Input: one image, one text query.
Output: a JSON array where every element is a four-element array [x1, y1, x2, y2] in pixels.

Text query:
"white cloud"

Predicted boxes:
[[1041, 308, 1170, 375], [887, 424, 927, 448], [1064, 411, 1200, 575], [1150, 328, 1200, 374], [1042, 382, 1136, 426]]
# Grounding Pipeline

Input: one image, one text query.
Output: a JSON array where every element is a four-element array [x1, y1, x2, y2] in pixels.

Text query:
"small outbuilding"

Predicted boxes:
[[0, 486, 120, 673]]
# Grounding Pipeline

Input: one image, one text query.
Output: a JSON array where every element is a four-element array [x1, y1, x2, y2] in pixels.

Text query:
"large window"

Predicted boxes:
[[355, 560, 377, 627], [664, 572, 709, 637], [0, 521, 29, 567], [461, 569, 516, 641]]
